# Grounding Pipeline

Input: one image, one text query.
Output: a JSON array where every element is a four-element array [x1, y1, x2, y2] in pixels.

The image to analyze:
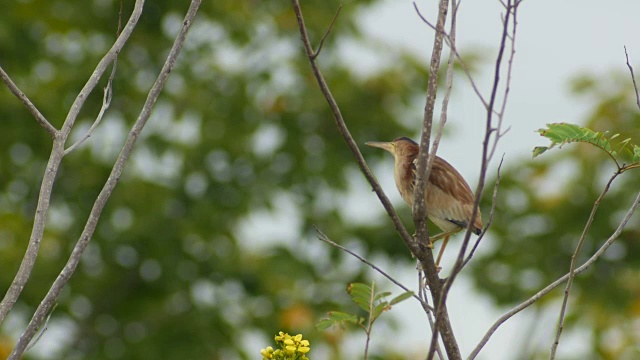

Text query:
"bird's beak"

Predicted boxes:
[[365, 141, 395, 154]]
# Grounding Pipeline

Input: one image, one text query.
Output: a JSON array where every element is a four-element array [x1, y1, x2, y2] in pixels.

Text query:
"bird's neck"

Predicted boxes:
[[394, 154, 417, 206]]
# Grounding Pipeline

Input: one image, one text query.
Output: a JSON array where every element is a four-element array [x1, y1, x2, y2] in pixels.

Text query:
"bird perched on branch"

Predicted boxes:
[[366, 137, 482, 267]]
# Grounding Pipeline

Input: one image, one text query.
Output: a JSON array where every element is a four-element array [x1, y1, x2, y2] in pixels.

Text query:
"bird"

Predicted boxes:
[[366, 137, 482, 267]]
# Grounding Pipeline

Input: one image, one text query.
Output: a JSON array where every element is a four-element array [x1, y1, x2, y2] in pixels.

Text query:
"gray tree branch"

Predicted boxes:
[[7, 1, 202, 358], [0, 0, 146, 326], [0, 67, 57, 137]]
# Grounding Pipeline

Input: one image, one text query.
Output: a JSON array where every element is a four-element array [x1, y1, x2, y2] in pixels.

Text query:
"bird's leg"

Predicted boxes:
[[427, 229, 460, 248], [435, 235, 451, 270]]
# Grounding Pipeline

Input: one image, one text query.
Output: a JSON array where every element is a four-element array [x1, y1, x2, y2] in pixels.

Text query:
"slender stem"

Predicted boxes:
[[315, 228, 433, 311], [0, 66, 58, 137], [7, 1, 201, 357], [462, 155, 505, 267], [549, 171, 620, 358], [624, 46, 640, 110]]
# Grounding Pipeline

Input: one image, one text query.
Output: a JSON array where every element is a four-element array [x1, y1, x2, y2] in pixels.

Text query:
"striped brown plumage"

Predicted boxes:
[[366, 137, 482, 263]]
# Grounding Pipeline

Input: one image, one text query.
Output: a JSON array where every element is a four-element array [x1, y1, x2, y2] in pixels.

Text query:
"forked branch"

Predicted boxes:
[[5, 1, 201, 358], [0, 0, 146, 327]]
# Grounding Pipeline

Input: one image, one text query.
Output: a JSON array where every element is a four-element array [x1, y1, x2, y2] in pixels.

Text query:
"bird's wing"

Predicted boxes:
[[412, 156, 475, 205]]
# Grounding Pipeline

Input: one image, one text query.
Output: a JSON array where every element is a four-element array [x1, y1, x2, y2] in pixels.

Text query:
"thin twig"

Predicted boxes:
[[0, 66, 58, 138], [62, 60, 116, 156], [290, 1, 415, 251], [315, 227, 433, 312], [417, 270, 444, 360], [413, 2, 489, 109], [312, 5, 342, 60], [462, 154, 504, 267], [64, 1, 125, 156], [0, 0, 146, 327], [549, 170, 622, 358], [468, 190, 640, 360], [432, 1, 517, 358], [489, 4, 518, 163], [625, 46, 640, 111], [7, 1, 201, 358], [25, 303, 57, 351]]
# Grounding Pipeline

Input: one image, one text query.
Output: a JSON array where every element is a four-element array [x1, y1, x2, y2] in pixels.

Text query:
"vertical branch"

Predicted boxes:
[[412, 0, 448, 246], [408, 0, 465, 359], [625, 47, 640, 111], [6, 1, 201, 358], [0, 0, 146, 326], [428, 1, 518, 358]]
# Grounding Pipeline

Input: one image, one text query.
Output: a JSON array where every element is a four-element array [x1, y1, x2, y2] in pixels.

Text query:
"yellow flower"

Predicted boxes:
[[262, 331, 311, 360], [285, 345, 296, 354]]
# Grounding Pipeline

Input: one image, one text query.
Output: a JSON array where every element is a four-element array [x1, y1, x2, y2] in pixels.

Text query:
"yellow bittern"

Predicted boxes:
[[366, 137, 483, 267]]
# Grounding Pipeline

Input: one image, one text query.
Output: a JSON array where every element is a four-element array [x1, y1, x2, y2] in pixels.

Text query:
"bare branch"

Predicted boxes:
[[64, 2, 125, 156], [25, 304, 57, 351], [290, 1, 415, 251], [462, 154, 504, 267], [0, 0, 145, 327], [421, 1, 463, 359], [624, 46, 640, 111], [413, 2, 489, 109], [549, 161, 622, 357], [63, 59, 118, 156], [432, 1, 518, 358], [417, 271, 444, 360], [0, 66, 58, 138], [315, 227, 433, 312], [312, 5, 342, 60], [468, 190, 640, 360], [290, 2, 460, 355], [6, 1, 201, 357]]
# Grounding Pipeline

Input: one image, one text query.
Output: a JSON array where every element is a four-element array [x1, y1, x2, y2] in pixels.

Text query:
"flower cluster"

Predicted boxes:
[[260, 332, 311, 360]]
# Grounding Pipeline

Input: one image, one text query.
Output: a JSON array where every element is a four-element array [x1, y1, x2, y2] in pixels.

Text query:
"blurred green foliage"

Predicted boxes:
[[3, 0, 639, 359], [0, 0, 435, 359]]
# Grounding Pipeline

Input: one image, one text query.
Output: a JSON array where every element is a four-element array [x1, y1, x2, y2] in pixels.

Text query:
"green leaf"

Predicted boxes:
[[373, 291, 392, 302], [315, 319, 335, 331], [533, 122, 639, 162], [532, 146, 549, 158], [390, 291, 415, 305], [372, 302, 391, 319], [347, 283, 373, 312], [633, 145, 640, 162], [316, 311, 360, 331]]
